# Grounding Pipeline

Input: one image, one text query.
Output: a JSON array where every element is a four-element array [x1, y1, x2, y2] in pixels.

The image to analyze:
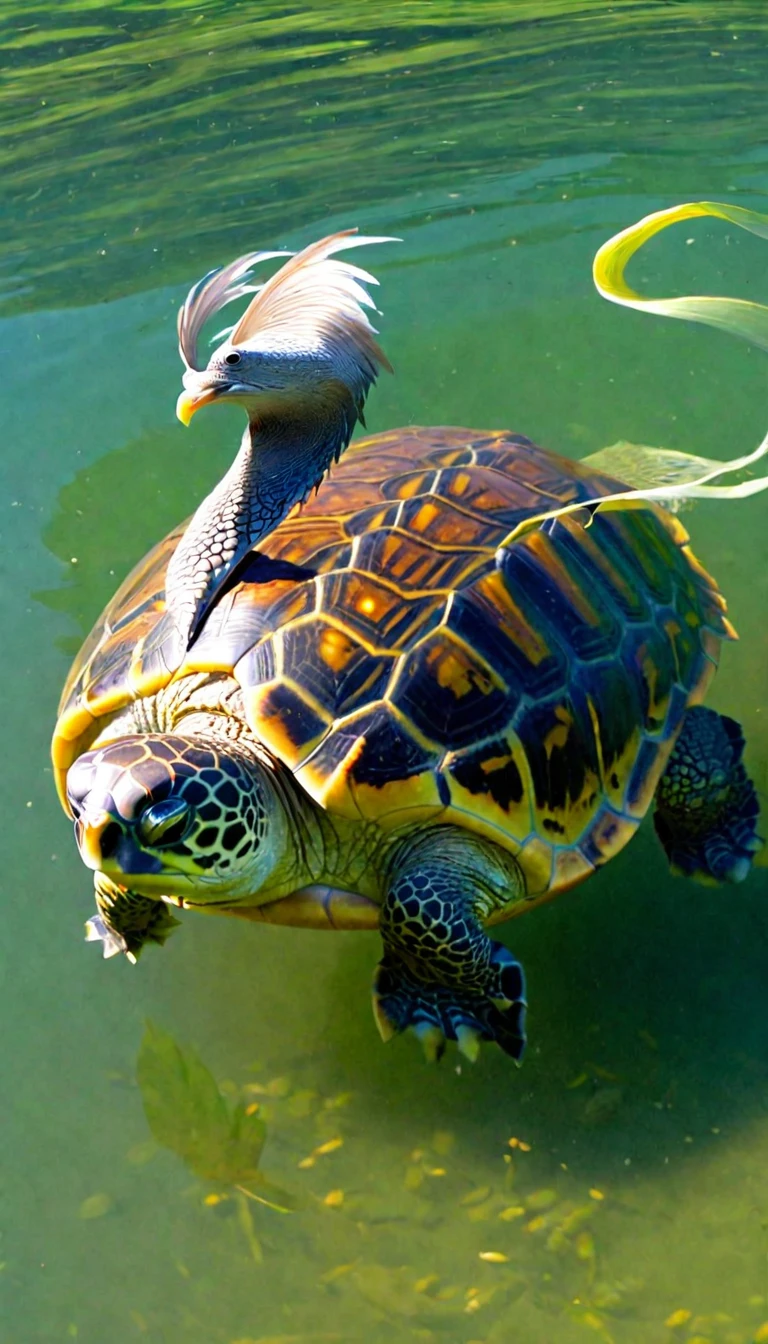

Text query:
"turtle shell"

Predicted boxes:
[[54, 428, 734, 899]]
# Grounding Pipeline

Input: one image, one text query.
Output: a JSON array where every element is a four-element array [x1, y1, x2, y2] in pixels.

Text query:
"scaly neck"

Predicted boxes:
[[164, 385, 357, 659]]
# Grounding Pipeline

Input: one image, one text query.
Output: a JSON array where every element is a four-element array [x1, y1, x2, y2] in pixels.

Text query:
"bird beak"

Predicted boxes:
[[176, 384, 221, 426]]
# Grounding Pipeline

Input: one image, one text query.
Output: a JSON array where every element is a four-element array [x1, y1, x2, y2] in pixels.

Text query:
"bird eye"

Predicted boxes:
[[138, 798, 193, 849], [225, 351, 242, 366]]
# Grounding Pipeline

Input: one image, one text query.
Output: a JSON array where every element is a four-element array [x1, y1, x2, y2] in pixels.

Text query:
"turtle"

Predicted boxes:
[[53, 230, 762, 1063]]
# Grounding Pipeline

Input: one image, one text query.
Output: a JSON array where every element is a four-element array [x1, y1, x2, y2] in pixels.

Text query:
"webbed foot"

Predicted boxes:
[[655, 706, 762, 884], [373, 940, 527, 1063], [373, 829, 528, 1063]]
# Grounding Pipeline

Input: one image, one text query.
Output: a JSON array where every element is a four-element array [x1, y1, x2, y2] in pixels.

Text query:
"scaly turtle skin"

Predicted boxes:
[[54, 427, 761, 1058], [53, 233, 761, 1062]]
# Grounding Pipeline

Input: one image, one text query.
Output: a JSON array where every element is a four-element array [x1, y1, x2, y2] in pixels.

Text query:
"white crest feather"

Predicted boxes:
[[177, 250, 289, 371], [178, 231, 399, 385]]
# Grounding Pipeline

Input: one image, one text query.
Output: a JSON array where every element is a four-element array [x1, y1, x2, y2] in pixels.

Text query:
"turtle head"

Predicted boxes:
[[66, 734, 288, 903]]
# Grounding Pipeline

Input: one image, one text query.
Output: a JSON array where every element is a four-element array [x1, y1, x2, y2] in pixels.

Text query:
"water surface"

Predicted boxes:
[[3, 3, 768, 1341]]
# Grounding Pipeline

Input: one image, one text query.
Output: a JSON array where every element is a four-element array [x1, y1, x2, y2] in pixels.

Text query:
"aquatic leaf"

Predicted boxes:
[[594, 200, 768, 349], [498, 198, 768, 547], [136, 1020, 267, 1186], [236, 1192, 264, 1264]]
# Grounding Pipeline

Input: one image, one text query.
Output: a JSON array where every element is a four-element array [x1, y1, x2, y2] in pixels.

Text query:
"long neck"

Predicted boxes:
[[165, 387, 356, 659]]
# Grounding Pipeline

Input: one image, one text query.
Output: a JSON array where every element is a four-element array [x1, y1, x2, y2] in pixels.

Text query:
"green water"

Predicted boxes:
[[3, 1, 768, 1340]]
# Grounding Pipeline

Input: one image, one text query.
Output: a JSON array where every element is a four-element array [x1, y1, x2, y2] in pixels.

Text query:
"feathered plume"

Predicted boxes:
[[177, 249, 289, 372], [177, 230, 397, 388]]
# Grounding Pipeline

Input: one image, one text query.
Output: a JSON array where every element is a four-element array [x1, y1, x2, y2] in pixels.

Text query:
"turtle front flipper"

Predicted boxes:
[[87, 874, 181, 964], [654, 707, 762, 884], [372, 829, 527, 1063]]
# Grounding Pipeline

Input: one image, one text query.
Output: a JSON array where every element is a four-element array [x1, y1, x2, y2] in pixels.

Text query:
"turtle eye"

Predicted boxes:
[[138, 798, 194, 849], [224, 351, 242, 366]]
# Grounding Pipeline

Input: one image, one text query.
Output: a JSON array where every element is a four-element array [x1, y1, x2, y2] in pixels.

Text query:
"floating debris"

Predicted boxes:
[[461, 1186, 492, 1207], [314, 1138, 343, 1156], [664, 1308, 692, 1328], [78, 1193, 113, 1220], [589, 1189, 605, 1201], [499, 1205, 526, 1221], [525, 1188, 557, 1212], [323, 1189, 345, 1208], [414, 1274, 440, 1294], [125, 1139, 158, 1167], [478, 1251, 509, 1263], [298, 1136, 343, 1169], [575, 1230, 596, 1263]]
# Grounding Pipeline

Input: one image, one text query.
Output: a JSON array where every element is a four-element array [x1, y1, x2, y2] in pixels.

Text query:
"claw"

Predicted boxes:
[[413, 1022, 446, 1062], [371, 992, 397, 1043], [724, 856, 752, 883], [456, 1024, 482, 1063]]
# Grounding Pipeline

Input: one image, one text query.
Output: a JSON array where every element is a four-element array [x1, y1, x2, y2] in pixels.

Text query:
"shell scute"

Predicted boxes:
[[619, 621, 680, 737], [389, 626, 513, 751], [443, 732, 534, 845], [244, 679, 330, 769], [553, 514, 653, 623], [279, 618, 393, 720], [354, 528, 485, 593], [513, 694, 604, 845], [397, 493, 499, 551], [570, 659, 645, 812], [187, 579, 310, 672], [318, 569, 443, 652], [436, 465, 544, 526], [498, 531, 623, 663], [452, 574, 568, 699]]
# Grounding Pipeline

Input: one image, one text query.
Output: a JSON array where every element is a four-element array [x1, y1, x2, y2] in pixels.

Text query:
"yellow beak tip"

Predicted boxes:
[[175, 391, 197, 426], [176, 386, 220, 425]]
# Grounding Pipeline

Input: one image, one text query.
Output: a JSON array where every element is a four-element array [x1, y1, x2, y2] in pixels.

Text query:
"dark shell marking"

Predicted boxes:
[[55, 428, 733, 898]]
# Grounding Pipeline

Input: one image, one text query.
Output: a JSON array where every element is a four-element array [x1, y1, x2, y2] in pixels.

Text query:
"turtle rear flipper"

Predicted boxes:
[[654, 706, 762, 884]]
